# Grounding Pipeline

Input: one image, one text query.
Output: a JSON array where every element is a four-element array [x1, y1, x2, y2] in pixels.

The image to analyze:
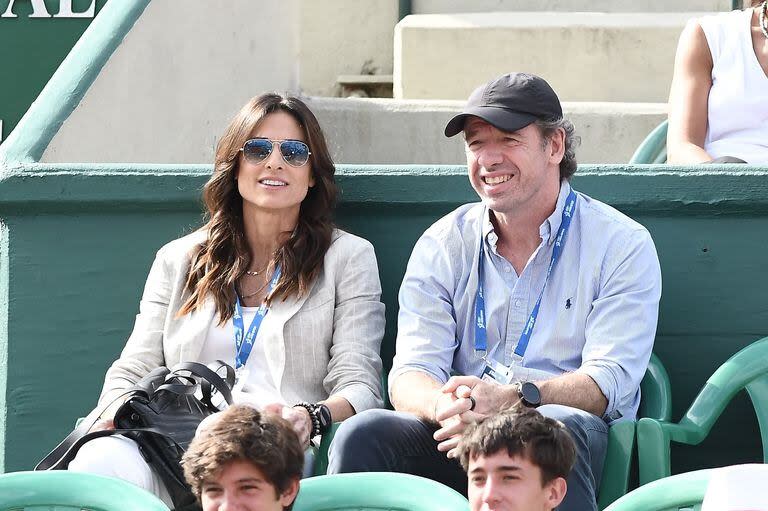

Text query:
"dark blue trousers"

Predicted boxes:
[[328, 404, 608, 511]]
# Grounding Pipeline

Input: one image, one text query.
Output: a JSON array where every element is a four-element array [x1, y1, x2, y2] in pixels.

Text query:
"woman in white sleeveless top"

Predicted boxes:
[[667, 1, 768, 164]]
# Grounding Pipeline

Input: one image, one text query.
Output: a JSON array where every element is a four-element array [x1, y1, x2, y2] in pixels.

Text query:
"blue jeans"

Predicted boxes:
[[328, 404, 608, 511]]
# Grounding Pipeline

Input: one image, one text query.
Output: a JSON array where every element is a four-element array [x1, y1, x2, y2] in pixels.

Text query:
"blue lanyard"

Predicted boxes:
[[233, 267, 281, 369], [474, 190, 577, 358]]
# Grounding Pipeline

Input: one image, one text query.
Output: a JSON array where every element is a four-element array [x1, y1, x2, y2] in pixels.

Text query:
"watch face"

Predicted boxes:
[[318, 404, 332, 428], [521, 382, 541, 406]]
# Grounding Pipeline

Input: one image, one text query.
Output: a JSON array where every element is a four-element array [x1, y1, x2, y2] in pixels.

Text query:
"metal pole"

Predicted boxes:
[[399, 0, 411, 20]]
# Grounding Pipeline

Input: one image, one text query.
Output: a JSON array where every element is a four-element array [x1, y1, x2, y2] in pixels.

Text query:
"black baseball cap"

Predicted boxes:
[[444, 72, 563, 137]]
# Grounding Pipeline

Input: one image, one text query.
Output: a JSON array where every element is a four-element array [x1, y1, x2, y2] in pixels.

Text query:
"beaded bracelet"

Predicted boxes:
[[293, 402, 321, 438]]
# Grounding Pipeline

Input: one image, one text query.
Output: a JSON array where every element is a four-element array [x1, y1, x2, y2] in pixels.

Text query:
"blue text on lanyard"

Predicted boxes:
[[233, 267, 282, 369], [474, 190, 577, 358]]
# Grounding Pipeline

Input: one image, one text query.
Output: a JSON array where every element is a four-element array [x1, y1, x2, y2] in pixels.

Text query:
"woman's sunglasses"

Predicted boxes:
[[240, 138, 311, 167]]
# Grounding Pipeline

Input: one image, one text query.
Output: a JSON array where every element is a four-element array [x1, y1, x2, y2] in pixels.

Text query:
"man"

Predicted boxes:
[[458, 407, 576, 511], [328, 72, 661, 511], [182, 405, 304, 511]]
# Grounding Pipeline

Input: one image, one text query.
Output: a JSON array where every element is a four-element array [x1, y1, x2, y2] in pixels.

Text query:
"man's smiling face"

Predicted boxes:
[[464, 117, 561, 216]]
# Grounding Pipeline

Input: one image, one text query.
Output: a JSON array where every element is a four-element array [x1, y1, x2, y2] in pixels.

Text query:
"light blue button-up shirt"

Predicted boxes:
[[390, 182, 662, 422]]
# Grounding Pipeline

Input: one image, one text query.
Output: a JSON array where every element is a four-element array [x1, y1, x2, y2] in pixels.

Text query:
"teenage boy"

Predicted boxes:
[[182, 405, 304, 511], [458, 407, 576, 511]]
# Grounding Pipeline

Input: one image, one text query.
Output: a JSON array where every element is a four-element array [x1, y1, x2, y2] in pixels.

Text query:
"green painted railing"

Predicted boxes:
[[0, 163, 767, 476], [0, 0, 150, 164]]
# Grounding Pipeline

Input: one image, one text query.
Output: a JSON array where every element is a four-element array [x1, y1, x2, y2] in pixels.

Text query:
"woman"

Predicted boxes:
[[68, 93, 385, 505], [667, 0, 768, 164]]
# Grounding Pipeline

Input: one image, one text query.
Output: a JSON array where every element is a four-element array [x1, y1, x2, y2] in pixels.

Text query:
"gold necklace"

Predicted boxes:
[[237, 279, 268, 299], [244, 265, 268, 277]]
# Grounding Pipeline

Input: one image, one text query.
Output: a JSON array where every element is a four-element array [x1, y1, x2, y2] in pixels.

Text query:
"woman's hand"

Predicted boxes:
[[263, 403, 312, 448]]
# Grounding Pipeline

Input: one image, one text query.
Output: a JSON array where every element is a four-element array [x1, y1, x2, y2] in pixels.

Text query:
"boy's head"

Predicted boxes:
[[457, 407, 577, 511], [182, 405, 304, 511]]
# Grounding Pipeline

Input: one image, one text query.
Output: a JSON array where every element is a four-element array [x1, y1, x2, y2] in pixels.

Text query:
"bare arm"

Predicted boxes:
[[538, 372, 607, 417], [667, 19, 714, 164], [390, 370, 446, 423], [434, 372, 606, 456], [439, 372, 607, 423], [321, 395, 355, 423]]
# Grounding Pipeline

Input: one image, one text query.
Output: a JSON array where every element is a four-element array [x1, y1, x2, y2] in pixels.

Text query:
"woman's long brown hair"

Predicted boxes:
[[178, 94, 337, 323]]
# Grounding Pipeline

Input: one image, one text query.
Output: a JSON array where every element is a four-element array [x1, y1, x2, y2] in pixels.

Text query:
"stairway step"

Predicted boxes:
[[412, 0, 733, 13], [307, 97, 666, 165], [395, 12, 704, 102]]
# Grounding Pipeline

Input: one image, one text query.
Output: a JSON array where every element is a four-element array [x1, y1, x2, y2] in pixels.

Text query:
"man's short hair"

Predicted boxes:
[[182, 404, 304, 500], [457, 406, 577, 485]]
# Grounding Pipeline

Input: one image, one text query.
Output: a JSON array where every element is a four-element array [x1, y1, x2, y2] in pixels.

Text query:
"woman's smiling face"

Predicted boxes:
[[236, 111, 314, 218]]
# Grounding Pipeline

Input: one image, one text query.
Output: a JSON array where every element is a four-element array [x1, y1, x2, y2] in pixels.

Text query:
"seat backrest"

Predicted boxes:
[[678, 336, 768, 452], [639, 352, 673, 421], [0, 471, 170, 511], [603, 469, 712, 511], [629, 120, 668, 164], [597, 352, 673, 509], [293, 472, 469, 511]]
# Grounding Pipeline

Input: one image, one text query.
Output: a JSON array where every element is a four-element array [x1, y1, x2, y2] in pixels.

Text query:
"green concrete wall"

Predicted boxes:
[[0, 0, 107, 141], [0, 163, 767, 477]]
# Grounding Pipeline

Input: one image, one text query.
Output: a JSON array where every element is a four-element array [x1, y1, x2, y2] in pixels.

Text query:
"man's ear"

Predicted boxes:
[[279, 478, 300, 508], [547, 127, 566, 165], [545, 477, 568, 509]]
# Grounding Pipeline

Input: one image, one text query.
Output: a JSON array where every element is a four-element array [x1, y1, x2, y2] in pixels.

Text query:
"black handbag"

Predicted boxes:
[[36, 361, 235, 510]]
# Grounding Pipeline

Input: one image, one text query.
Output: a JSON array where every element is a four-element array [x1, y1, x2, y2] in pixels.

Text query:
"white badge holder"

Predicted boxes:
[[233, 366, 250, 394], [481, 357, 513, 385]]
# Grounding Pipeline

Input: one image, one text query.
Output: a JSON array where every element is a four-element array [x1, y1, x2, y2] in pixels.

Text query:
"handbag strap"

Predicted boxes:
[[36, 361, 235, 471], [36, 366, 172, 471], [36, 426, 187, 472], [34, 386, 137, 471], [170, 361, 234, 409]]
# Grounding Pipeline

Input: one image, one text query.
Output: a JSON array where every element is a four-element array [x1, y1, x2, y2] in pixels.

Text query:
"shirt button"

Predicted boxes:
[[514, 299, 522, 308], [504, 266, 512, 273]]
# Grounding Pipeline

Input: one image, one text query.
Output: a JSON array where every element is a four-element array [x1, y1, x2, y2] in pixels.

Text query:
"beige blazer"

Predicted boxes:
[[99, 229, 385, 413]]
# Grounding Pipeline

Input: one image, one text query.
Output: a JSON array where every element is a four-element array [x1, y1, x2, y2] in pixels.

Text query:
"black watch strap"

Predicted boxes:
[[316, 403, 333, 435]]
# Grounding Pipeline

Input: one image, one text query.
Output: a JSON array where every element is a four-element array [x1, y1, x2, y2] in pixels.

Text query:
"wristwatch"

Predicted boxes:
[[294, 402, 333, 438], [517, 382, 541, 408]]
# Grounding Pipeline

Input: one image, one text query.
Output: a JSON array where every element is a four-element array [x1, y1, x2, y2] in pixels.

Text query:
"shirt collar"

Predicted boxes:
[[483, 181, 573, 248], [482, 208, 499, 251], [541, 181, 573, 246]]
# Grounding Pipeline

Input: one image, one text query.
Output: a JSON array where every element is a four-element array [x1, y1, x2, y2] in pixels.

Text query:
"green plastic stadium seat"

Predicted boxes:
[[637, 336, 768, 484], [629, 120, 668, 164], [603, 469, 713, 511], [313, 422, 340, 476], [293, 472, 469, 511], [597, 352, 672, 509], [0, 470, 170, 511]]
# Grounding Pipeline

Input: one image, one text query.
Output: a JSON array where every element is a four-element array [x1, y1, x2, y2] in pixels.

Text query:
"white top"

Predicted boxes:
[[700, 8, 768, 164], [197, 306, 282, 408], [701, 464, 768, 511]]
